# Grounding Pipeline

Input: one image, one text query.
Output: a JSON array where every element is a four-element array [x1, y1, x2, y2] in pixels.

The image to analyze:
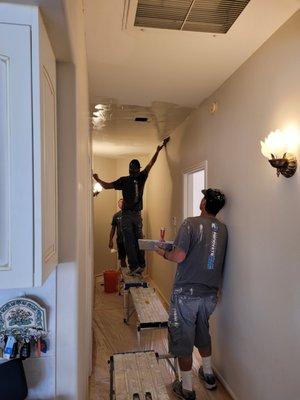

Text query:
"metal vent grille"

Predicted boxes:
[[134, 0, 251, 33]]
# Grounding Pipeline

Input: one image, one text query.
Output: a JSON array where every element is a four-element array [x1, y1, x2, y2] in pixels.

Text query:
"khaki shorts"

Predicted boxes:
[[168, 290, 217, 357]]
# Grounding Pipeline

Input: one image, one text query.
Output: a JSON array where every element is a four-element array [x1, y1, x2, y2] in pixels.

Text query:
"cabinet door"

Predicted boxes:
[[38, 17, 58, 285], [0, 23, 34, 288]]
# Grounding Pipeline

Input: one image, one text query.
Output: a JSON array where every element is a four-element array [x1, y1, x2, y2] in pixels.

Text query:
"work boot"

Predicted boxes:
[[172, 380, 196, 400], [198, 366, 217, 390]]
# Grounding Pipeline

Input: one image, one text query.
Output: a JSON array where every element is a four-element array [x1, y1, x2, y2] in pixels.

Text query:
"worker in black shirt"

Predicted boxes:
[[93, 137, 169, 274], [109, 198, 127, 269]]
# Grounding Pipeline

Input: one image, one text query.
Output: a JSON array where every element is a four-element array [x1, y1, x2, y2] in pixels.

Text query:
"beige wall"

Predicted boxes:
[[147, 11, 300, 400], [93, 157, 117, 274], [93, 154, 149, 274]]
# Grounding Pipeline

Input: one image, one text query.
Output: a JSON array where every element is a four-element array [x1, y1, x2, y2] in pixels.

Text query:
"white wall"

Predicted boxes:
[[0, 2, 91, 398], [60, 1, 93, 399], [147, 11, 300, 400], [56, 62, 78, 399]]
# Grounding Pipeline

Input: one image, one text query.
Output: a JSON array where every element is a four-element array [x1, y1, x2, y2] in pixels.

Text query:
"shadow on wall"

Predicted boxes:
[[146, 121, 189, 298]]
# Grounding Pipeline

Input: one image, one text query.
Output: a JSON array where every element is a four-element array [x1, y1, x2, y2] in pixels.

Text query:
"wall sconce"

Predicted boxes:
[[93, 179, 102, 197], [260, 129, 298, 178]]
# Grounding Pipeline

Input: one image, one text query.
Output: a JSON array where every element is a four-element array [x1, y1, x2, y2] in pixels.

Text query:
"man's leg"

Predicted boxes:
[[169, 294, 196, 399], [133, 213, 146, 269], [195, 296, 217, 390], [121, 213, 139, 271], [198, 344, 213, 375], [117, 241, 127, 269], [178, 356, 193, 392]]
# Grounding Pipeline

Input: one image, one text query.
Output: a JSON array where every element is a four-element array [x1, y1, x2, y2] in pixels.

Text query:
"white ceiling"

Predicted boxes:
[[84, 0, 299, 107], [84, 0, 300, 157]]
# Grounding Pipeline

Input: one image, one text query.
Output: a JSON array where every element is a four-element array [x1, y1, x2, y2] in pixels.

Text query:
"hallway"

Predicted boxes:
[[89, 277, 232, 400]]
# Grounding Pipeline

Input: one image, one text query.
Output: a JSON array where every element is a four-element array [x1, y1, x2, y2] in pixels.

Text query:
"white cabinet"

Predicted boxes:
[[0, 4, 57, 288]]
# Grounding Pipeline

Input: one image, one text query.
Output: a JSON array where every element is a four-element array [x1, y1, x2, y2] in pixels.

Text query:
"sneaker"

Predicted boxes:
[[172, 380, 196, 400], [128, 269, 141, 276], [198, 366, 217, 390], [128, 266, 144, 276]]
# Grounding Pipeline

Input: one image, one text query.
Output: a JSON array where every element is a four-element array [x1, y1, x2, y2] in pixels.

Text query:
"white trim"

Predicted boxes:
[[0, 54, 11, 271], [183, 161, 208, 220], [213, 365, 238, 400]]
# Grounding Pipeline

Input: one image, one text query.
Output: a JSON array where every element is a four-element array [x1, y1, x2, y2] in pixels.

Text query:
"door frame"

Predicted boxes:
[[183, 161, 208, 219]]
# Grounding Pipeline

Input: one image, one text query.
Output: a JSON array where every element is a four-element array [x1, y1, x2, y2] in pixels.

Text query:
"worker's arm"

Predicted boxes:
[[144, 137, 170, 174], [93, 173, 114, 189], [109, 226, 116, 249], [155, 246, 186, 263], [156, 218, 190, 264]]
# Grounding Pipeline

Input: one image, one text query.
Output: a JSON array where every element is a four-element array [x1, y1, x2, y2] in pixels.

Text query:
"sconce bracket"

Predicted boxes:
[[269, 153, 297, 178]]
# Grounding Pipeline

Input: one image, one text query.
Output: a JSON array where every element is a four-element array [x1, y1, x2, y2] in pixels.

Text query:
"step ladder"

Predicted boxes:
[[109, 351, 170, 400]]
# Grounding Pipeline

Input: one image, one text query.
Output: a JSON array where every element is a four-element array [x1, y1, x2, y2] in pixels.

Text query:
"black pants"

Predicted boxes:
[[121, 211, 145, 271]]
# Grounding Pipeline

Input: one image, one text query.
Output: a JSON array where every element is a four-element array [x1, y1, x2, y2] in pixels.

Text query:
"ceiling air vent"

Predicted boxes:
[[135, 117, 149, 122], [134, 0, 251, 34]]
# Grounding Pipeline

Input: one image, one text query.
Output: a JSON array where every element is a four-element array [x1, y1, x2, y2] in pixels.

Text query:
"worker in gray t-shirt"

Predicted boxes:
[[156, 188, 227, 400]]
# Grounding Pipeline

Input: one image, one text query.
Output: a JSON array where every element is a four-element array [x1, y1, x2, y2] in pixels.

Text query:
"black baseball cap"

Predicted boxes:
[[129, 159, 141, 171], [202, 188, 226, 208]]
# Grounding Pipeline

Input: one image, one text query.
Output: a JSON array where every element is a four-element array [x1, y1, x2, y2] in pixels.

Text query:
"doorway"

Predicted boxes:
[[183, 162, 207, 218]]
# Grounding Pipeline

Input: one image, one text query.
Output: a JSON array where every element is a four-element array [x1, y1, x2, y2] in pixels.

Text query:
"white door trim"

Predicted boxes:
[[183, 161, 208, 220]]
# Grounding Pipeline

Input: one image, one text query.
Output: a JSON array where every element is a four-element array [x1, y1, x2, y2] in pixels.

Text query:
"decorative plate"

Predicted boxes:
[[0, 298, 47, 333]]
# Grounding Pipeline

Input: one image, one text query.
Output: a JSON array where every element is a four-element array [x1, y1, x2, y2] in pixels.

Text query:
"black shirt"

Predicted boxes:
[[111, 211, 123, 242], [112, 170, 148, 212]]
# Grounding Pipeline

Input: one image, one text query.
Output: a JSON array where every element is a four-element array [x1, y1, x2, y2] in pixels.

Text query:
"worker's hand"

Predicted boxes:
[[108, 240, 113, 249], [93, 173, 99, 181], [157, 137, 170, 152], [154, 244, 165, 257], [162, 137, 170, 147]]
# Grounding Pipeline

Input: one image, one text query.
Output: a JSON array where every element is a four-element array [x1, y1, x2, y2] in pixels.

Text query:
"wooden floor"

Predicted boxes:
[[89, 278, 232, 400]]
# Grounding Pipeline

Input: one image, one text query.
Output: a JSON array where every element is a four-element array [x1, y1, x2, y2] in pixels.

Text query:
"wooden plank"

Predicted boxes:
[[130, 287, 169, 324], [114, 351, 170, 400]]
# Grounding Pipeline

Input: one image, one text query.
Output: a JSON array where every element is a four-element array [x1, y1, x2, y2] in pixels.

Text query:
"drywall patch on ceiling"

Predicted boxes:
[[92, 99, 193, 138], [92, 99, 194, 157]]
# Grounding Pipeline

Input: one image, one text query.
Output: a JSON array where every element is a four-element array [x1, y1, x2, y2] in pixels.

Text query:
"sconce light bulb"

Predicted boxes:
[[260, 129, 293, 159], [93, 182, 103, 195]]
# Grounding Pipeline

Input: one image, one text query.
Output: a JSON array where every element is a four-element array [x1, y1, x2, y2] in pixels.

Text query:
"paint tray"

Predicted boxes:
[[138, 239, 173, 251]]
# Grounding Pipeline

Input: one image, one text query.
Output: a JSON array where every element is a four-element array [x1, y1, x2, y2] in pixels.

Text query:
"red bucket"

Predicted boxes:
[[103, 270, 119, 293]]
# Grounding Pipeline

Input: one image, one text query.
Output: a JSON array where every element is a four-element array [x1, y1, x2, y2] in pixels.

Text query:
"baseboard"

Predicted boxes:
[[212, 365, 238, 400], [149, 278, 170, 309]]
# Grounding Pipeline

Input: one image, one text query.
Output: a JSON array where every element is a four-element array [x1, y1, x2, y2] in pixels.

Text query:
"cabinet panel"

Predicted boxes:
[[0, 7, 58, 288], [0, 23, 34, 288], [41, 66, 58, 279], [0, 56, 9, 270]]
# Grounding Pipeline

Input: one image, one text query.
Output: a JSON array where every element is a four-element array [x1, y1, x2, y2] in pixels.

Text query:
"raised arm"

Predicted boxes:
[[144, 137, 170, 174], [93, 173, 114, 189]]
